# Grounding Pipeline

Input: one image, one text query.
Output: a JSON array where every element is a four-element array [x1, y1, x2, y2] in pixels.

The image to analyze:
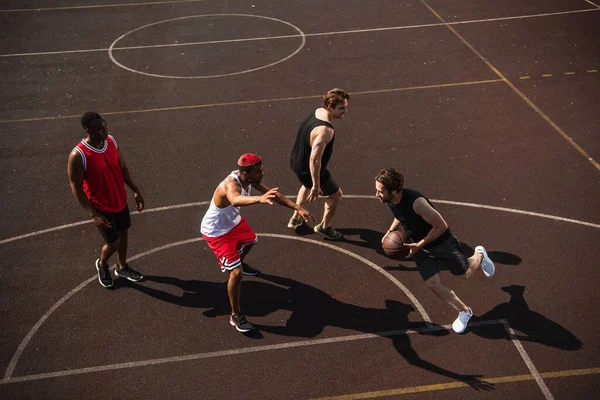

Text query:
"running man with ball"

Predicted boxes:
[[374, 168, 495, 334]]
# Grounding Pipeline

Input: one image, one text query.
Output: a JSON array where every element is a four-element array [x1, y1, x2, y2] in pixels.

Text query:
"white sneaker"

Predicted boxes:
[[452, 307, 473, 334], [475, 245, 495, 277]]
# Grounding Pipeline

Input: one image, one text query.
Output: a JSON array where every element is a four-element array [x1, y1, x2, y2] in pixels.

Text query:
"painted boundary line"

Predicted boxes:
[[0, 0, 207, 12], [2, 8, 599, 58], [309, 368, 600, 399], [0, 319, 504, 385], [2, 234, 431, 381], [1, 195, 599, 246], [585, 0, 600, 8], [502, 321, 554, 400], [0, 80, 502, 124], [419, 0, 600, 171]]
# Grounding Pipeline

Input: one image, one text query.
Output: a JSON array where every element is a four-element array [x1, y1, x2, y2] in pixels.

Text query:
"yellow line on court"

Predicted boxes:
[[564, 72, 575, 75], [588, 69, 598, 73], [0, 79, 503, 124], [419, 0, 600, 171], [542, 74, 553, 77], [519, 76, 530, 80], [309, 368, 600, 400], [0, 0, 205, 12]]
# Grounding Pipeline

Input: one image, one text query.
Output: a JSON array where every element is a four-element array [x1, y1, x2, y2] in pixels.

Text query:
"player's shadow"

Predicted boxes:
[[121, 272, 493, 390], [335, 228, 387, 252], [118, 275, 264, 338], [249, 273, 494, 391], [471, 285, 582, 350]]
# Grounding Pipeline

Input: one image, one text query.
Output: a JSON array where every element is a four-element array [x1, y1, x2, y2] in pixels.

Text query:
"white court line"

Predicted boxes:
[[0, 0, 207, 12], [1, 195, 598, 246], [0, 8, 598, 58], [107, 14, 306, 79], [585, 1, 600, 8], [2, 234, 431, 380], [1, 319, 507, 385], [503, 321, 555, 400]]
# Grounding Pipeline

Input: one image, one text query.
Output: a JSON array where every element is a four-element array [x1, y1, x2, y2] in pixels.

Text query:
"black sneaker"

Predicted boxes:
[[229, 313, 254, 332], [114, 264, 143, 282], [95, 259, 113, 288], [241, 262, 260, 276]]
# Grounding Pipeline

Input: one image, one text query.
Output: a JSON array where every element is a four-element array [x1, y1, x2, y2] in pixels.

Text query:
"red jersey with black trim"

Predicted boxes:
[[74, 135, 127, 213]]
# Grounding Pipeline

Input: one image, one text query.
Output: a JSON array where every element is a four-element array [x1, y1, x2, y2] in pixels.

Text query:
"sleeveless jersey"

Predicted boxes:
[[200, 171, 252, 237], [73, 135, 126, 214], [290, 110, 335, 174], [388, 188, 450, 248]]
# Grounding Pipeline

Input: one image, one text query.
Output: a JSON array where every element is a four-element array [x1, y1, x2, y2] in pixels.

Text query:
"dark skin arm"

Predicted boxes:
[[217, 176, 277, 208], [67, 149, 111, 227], [117, 148, 144, 211], [255, 182, 316, 224]]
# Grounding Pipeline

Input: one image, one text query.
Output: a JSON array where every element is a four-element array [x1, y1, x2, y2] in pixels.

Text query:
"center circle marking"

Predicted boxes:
[[108, 14, 306, 79]]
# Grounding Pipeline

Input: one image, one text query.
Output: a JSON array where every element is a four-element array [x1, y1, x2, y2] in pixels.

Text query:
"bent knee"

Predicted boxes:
[[424, 275, 442, 290], [331, 188, 343, 201]]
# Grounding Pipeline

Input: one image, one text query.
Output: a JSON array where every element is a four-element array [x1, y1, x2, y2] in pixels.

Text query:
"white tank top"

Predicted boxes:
[[200, 171, 252, 237]]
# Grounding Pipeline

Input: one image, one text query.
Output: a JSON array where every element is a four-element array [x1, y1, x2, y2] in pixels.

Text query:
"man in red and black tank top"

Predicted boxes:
[[68, 112, 145, 288], [288, 88, 350, 240]]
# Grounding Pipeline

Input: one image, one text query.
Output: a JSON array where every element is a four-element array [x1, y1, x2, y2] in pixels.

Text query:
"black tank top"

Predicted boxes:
[[388, 188, 450, 247], [290, 110, 335, 174]]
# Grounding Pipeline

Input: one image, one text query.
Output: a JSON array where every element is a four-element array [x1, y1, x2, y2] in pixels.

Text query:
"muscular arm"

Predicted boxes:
[[255, 182, 299, 209], [387, 218, 403, 233], [67, 150, 110, 227], [221, 178, 272, 207], [117, 149, 139, 192], [254, 182, 316, 223], [411, 198, 448, 249], [308, 126, 334, 198], [117, 148, 144, 211], [67, 150, 96, 217]]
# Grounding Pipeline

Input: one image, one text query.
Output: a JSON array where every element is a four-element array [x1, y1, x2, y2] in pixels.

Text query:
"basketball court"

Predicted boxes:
[[1, 1, 599, 399]]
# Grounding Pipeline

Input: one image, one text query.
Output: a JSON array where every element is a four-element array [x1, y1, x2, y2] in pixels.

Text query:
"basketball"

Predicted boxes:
[[382, 230, 409, 259]]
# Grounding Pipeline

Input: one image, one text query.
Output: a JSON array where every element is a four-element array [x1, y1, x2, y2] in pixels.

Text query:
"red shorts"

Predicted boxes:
[[202, 218, 257, 272]]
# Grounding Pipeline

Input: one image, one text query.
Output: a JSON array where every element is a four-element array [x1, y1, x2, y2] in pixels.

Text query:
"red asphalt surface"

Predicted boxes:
[[1, 1, 599, 399]]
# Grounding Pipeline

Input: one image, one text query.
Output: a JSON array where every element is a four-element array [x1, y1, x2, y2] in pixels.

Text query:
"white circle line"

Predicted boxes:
[[107, 14, 306, 79], [3, 234, 429, 379], [2, 195, 598, 245]]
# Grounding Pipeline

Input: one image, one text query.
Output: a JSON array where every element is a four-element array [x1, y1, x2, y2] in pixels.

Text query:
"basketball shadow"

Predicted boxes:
[[471, 285, 581, 350]]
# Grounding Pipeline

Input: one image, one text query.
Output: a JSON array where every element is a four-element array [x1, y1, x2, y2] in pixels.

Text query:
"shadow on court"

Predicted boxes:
[[472, 285, 582, 351], [121, 273, 495, 391]]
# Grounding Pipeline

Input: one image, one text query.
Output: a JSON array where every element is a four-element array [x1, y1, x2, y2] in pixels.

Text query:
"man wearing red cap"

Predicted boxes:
[[289, 88, 350, 240], [201, 154, 315, 332]]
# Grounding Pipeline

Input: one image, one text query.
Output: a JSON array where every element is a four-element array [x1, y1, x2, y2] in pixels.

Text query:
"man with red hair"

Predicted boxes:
[[201, 154, 315, 332]]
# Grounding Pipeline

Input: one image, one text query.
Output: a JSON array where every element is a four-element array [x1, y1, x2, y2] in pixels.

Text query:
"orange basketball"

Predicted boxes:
[[382, 230, 409, 259]]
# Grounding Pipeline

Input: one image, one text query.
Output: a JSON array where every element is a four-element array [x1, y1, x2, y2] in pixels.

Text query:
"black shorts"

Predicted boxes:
[[412, 232, 469, 281], [96, 204, 131, 244], [294, 168, 340, 196]]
